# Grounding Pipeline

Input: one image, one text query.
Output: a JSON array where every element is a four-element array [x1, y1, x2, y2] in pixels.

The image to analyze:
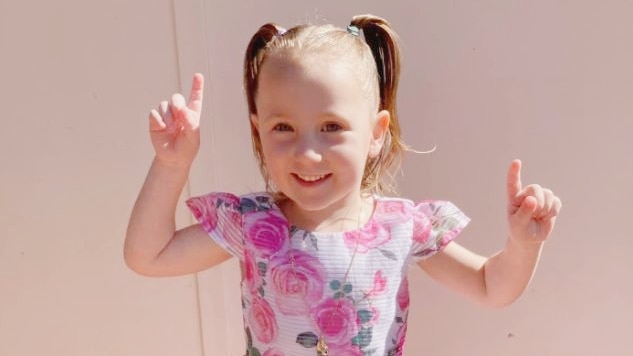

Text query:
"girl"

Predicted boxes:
[[125, 14, 561, 356]]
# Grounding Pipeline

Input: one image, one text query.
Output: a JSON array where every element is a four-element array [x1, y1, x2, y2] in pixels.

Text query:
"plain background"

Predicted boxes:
[[1, 0, 631, 355]]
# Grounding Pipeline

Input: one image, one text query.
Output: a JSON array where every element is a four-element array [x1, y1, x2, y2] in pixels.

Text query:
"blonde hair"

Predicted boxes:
[[244, 14, 407, 195]]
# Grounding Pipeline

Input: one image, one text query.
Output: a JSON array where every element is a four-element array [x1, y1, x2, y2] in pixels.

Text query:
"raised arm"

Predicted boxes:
[[418, 160, 562, 307], [124, 74, 230, 277]]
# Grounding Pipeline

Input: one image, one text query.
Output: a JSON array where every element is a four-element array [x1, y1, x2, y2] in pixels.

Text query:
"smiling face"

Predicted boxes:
[[251, 52, 389, 225]]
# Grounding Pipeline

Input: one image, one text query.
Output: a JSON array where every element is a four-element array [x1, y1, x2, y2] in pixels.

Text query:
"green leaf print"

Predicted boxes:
[[357, 309, 373, 324], [257, 262, 267, 276], [296, 331, 319, 348], [246, 327, 253, 348], [240, 198, 257, 213], [247, 347, 262, 356], [379, 248, 398, 261], [343, 283, 353, 294], [330, 280, 341, 290], [351, 326, 373, 348]]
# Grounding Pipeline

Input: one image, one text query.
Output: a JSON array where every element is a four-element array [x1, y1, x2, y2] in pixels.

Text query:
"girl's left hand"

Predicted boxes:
[[506, 159, 562, 244]]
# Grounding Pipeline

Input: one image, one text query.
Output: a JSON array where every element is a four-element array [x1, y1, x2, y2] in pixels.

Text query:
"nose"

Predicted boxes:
[[293, 134, 322, 163]]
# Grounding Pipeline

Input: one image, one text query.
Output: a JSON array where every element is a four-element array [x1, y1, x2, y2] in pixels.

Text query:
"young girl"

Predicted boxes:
[[125, 14, 561, 356]]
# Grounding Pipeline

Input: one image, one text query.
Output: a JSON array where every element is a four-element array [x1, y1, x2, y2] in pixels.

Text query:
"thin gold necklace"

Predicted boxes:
[[289, 198, 366, 356]]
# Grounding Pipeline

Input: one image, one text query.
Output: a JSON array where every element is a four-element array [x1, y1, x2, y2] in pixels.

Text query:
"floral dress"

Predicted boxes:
[[187, 192, 469, 356]]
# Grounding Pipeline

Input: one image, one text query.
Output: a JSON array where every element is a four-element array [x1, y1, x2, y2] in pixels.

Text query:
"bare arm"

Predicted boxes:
[[418, 240, 543, 308], [418, 160, 561, 307], [124, 158, 230, 277], [124, 74, 231, 277]]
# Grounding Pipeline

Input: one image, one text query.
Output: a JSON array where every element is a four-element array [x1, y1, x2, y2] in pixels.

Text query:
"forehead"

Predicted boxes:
[[256, 52, 375, 114]]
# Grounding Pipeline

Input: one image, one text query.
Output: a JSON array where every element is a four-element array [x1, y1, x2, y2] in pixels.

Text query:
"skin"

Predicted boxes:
[[125, 59, 562, 307], [251, 53, 389, 232]]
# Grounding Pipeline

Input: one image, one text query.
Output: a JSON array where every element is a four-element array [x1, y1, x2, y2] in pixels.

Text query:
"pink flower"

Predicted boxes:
[[327, 343, 363, 356], [243, 249, 262, 293], [248, 295, 278, 344], [343, 219, 390, 253], [311, 297, 359, 347], [367, 270, 387, 297], [187, 193, 240, 231], [269, 249, 325, 316], [374, 200, 409, 224], [397, 278, 410, 311], [262, 348, 285, 356], [244, 210, 289, 258], [412, 206, 432, 244]]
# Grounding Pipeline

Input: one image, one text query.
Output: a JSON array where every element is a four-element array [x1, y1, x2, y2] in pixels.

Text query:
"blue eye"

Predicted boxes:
[[273, 123, 293, 132], [322, 123, 342, 132]]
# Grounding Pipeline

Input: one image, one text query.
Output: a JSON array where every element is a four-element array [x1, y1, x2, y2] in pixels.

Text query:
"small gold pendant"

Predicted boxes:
[[316, 335, 329, 356]]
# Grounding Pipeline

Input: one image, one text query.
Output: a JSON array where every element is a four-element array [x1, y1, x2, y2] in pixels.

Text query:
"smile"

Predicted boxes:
[[294, 173, 330, 183]]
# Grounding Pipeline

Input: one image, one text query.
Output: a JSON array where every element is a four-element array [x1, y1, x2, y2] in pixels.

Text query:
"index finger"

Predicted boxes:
[[507, 159, 522, 202], [187, 73, 205, 113]]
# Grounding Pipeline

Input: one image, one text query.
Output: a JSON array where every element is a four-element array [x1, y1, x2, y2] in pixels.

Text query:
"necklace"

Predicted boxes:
[[289, 199, 366, 356]]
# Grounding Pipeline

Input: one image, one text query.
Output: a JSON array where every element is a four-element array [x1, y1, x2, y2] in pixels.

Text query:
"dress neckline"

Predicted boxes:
[[267, 194, 382, 236]]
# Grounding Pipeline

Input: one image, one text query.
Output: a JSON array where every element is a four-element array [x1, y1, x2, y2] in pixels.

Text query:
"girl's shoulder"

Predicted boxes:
[[187, 191, 276, 212]]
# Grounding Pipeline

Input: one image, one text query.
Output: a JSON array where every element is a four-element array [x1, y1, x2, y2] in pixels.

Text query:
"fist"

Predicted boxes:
[[507, 159, 562, 244]]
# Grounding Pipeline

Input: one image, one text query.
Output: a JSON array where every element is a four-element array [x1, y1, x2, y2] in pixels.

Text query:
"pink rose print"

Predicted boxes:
[[397, 278, 410, 311], [244, 210, 289, 258], [374, 200, 409, 225], [367, 270, 387, 297], [327, 344, 363, 356], [412, 206, 432, 244], [311, 297, 359, 347], [243, 249, 262, 293], [263, 348, 285, 356], [188, 193, 239, 231], [269, 249, 325, 316], [248, 295, 278, 344], [343, 219, 390, 253]]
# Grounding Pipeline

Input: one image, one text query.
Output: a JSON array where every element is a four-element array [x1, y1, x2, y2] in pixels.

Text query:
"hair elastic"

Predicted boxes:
[[347, 25, 360, 36]]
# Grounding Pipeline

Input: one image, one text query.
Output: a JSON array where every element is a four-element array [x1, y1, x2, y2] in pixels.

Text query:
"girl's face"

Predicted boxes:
[[251, 52, 389, 221]]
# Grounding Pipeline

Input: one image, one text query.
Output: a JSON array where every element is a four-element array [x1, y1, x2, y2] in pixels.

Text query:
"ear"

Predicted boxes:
[[368, 110, 390, 158], [250, 114, 260, 131]]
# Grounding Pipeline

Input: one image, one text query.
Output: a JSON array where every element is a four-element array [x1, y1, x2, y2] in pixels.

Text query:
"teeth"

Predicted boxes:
[[297, 174, 326, 182]]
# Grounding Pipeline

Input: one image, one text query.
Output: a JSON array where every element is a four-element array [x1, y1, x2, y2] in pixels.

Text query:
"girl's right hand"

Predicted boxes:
[[149, 73, 204, 168]]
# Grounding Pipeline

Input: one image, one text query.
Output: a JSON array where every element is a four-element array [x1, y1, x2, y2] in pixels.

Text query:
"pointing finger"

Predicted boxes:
[[507, 159, 522, 203], [187, 73, 204, 113]]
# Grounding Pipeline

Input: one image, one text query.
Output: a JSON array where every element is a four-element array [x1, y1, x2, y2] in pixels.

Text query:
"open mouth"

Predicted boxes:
[[293, 173, 331, 184]]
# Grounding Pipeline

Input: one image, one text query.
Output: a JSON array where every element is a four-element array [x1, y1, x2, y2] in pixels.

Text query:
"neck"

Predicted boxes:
[[281, 194, 372, 233]]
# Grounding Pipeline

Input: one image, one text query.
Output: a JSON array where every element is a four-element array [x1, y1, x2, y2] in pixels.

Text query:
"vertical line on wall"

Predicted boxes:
[[169, 1, 206, 355]]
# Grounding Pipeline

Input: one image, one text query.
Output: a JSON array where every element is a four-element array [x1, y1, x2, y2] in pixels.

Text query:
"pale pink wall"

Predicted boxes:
[[0, 1, 205, 355], [1, 1, 631, 355]]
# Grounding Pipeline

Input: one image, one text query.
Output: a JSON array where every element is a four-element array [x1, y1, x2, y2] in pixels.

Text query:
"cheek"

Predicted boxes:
[[260, 138, 290, 165], [328, 141, 369, 172]]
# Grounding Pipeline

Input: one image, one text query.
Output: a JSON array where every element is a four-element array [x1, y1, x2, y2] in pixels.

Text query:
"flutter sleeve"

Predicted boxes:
[[410, 200, 470, 261], [186, 192, 245, 261]]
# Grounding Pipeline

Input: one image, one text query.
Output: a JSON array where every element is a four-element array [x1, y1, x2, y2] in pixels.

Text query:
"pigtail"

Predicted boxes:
[[244, 23, 286, 191], [244, 23, 287, 115], [351, 15, 406, 194]]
